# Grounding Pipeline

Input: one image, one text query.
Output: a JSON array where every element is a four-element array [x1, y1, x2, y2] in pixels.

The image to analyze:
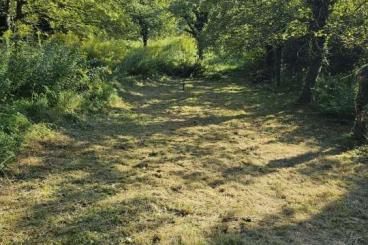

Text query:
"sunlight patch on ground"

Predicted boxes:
[[1, 78, 367, 244]]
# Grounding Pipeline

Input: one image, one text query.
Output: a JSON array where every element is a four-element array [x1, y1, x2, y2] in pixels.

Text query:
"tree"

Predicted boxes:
[[15, 0, 26, 21], [125, 0, 168, 47], [207, 0, 307, 84], [170, 0, 209, 60], [0, 0, 133, 39], [298, 0, 336, 104], [0, 0, 11, 36], [353, 66, 368, 143]]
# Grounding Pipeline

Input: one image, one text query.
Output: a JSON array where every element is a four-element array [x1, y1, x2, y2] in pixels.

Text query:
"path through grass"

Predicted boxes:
[[1, 77, 367, 244]]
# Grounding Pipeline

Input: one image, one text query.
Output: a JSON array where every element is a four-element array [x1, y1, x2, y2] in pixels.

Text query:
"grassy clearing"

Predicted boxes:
[[1, 77, 367, 244]]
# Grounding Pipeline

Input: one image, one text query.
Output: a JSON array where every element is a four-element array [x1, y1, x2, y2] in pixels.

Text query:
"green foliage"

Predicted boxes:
[[0, 131, 16, 171], [326, 36, 365, 75], [170, 0, 210, 59], [12, 96, 52, 122], [203, 52, 247, 76], [82, 68, 117, 111], [207, 0, 306, 55], [0, 41, 116, 171], [0, 0, 132, 38], [0, 42, 85, 100], [0, 0, 367, 169], [0, 110, 31, 135], [0, 110, 30, 171], [314, 75, 356, 118], [124, 0, 172, 46], [81, 38, 130, 67], [117, 37, 199, 77], [0, 41, 115, 108]]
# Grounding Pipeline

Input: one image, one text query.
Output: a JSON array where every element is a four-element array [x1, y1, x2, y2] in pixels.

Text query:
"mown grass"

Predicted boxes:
[[0, 76, 367, 244]]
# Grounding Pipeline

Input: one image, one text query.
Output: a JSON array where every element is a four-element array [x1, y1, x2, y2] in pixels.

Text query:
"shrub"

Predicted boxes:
[[314, 75, 356, 118], [12, 97, 51, 122], [82, 79, 117, 111], [55, 91, 83, 114], [0, 41, 87, 100], [0, 41, 117, 171], [0, 111, 31, 135], [0, 110, 31, 172], [0, 40, 117, 110], [0, 131, 16, 171]]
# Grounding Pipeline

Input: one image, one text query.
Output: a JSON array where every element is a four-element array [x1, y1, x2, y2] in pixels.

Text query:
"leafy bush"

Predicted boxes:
[[117, 36, 198, 77], [0, 42, 87, 100], [1, 41, 117, 108], [0, 110, 31, 171], [0, 111, 31, 135], [11, 97, 52, 122], [0, 41, 117, 171], [0, 131, 16, 171], [314, 75, 356, 118], [82, 69, 117, 111]]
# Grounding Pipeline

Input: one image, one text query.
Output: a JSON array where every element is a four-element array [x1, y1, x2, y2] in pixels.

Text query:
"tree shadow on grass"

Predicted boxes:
[[66, 77, 349, 151], [3, 76, 361, 244], [23, 195, 172, 244], [201, 119, 366, 244], [267, 148, 343, 169], [208, 176, 368, 244], [12, 139, 176, 243]]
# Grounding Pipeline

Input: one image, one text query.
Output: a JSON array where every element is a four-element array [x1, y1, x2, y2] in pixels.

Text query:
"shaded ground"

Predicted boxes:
[[1, 77, 367, 244]]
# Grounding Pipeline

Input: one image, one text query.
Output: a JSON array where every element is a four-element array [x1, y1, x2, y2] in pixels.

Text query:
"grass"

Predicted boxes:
[[0, 76, 367, 244]]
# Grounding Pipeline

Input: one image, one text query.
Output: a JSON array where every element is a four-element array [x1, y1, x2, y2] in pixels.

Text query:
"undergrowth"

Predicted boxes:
[[0, 41, 117, 172], [115, 36, 200, 77]]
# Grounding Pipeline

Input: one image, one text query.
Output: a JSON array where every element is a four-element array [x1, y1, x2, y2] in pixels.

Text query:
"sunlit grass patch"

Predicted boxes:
[[1, 77, 367, 244]]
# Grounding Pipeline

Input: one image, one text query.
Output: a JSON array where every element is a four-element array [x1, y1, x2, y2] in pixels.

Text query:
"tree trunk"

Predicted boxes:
[[193, 10, 208, 60], [265, 45, 274, 81], [298, 0, 334, 104], [138, 18, 149, 47], [274, 45, 283, 87], [298, 37, 325, 104], [0, 0, 11, 36], [196, 36, 204, 61], [140, 24, 148, 47], [15, 0, 26, 21], [142, 33, 148, 47], [353, 67, 368, 143]]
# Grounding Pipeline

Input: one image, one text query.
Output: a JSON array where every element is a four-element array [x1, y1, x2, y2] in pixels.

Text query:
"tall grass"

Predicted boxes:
[[116, 36, 199, 77], [81, 39, 131, 68]]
